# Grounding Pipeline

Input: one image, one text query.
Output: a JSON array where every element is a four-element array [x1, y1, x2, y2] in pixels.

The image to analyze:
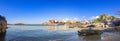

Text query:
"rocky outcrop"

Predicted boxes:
[[78, 29, 103, 36], [103, 27, 120, 32], [112, 20, 120, 26], [0, 15, 7, 33], [78, 24, 89, 28], [87, 25, 95, 27]]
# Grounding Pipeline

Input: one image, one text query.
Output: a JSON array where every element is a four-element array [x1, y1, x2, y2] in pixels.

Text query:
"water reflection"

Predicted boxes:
[[83, 35, 101, 41], [78, 34, 101, 41], [49, 26, 70, 31], [0, 32, 6, 41], [5, 25, 120, 41], [77, 32, 120, 41], [100, 32, 120, 41], [9, 37, 45, 41], [101, 36, 111, 41]]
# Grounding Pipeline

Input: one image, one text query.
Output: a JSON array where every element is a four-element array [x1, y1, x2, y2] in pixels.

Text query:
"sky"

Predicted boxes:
[[0, 0, 120, 24]]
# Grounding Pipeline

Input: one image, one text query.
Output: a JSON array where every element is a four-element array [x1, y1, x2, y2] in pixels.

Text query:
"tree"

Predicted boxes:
[[93, 14, 108, 23], [93, 14, 116, 23], [99, 14, 109, 20], [93, 18, 102, 23], [109, 16, 116, 21], [49, 20, 56, 23]]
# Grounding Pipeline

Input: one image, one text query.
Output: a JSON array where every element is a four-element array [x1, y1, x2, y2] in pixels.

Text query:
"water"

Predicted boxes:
[[1, 25, 120, 41]]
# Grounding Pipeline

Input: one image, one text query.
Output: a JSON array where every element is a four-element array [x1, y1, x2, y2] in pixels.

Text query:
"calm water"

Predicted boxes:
[[1, 25, 120, 41]]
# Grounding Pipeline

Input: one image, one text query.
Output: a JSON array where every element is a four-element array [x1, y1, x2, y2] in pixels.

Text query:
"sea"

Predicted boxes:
[[1, 24, 120, 41]]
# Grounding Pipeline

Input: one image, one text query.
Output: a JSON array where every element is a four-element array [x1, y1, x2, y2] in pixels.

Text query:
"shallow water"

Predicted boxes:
[[1, 25, 120, 41]]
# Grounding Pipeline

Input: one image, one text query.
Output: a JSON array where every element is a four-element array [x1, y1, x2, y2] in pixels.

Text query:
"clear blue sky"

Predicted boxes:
[[0, 0, 120, 24]]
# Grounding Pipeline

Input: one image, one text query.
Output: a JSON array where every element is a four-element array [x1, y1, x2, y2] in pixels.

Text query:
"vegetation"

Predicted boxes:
[[93, 18, 102, 23], [93, 14, 116, 23], [109, 16, 116, 21]]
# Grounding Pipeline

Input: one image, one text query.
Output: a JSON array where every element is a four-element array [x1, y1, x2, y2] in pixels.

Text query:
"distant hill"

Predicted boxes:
[[14, 23, 25, 25]]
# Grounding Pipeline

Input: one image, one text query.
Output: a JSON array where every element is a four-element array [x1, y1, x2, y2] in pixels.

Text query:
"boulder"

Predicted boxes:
[[0, 15, 7, 33], [78, 25, 88, 28], [104, 27, 120, 32], [92, 23, 105, 28], [78, 29, 103, 36], [112, 20, 120, 26], [0, 32, 6, 41], [87, 25, 95, 27]]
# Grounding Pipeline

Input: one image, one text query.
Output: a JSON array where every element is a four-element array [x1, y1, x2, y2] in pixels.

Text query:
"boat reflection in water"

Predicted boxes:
[[0, 32, 6, 41]]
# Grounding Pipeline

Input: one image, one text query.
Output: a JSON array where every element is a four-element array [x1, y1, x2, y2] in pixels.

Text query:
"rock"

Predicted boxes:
[[104, 27, 120, 32], [87, 25, 95, 27], [69, 26, 75, 28], [103, 27, 120, 32], [114, 27, 120, 31], [92, 23, 105, 28], [0, 15, 7, 33], [0, 32, 6, 41], [112, 20, 120, 26], [79, 25, 87, 28], [109, 23, 115, 27], [78, 29, 103, 36]]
